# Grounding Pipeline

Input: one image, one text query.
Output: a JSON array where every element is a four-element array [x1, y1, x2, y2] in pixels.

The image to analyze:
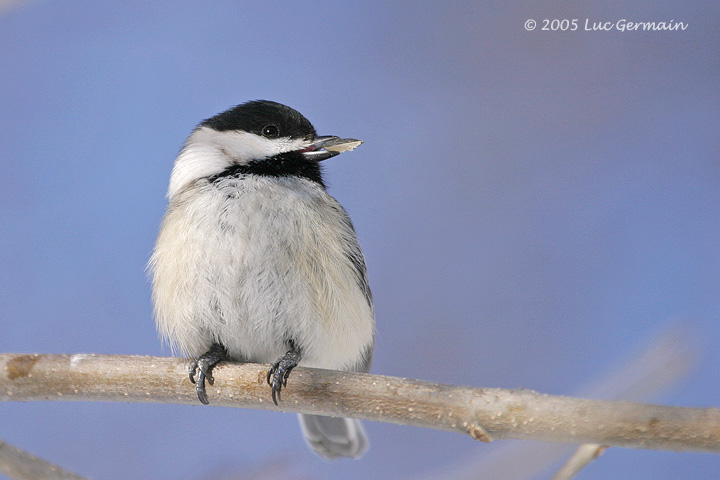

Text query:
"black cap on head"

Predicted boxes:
[[201, 100, 317, 140]]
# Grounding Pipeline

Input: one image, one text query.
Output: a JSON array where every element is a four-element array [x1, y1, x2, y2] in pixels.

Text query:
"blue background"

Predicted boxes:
[[1, 1, 718, 479]]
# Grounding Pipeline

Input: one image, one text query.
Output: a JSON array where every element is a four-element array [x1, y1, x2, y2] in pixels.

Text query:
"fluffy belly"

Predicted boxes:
[[150, 177, 374, 372]]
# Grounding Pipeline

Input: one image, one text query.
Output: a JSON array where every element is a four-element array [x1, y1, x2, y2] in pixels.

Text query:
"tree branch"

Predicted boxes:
[[1, 353, 718, 453]]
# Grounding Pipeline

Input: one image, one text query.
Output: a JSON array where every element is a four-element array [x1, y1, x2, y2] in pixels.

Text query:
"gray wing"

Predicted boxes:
[[338, 208, 373, 311], [338, 208, 374, 373], [298, 205, 373, 459]]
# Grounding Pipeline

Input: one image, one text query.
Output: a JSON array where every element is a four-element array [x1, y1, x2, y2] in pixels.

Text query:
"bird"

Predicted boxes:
[[148, 100, 375, 459]]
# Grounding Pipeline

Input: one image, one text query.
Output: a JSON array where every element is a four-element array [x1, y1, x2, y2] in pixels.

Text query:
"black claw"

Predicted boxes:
[[195, 369, 210, 405], [188, 343, 227, 405], [271, 382, 280, 405], [266, 347, 301, 406]]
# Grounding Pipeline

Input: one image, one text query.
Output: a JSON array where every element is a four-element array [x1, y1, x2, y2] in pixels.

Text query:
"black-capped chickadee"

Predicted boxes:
[[148, 100, 374, 459]]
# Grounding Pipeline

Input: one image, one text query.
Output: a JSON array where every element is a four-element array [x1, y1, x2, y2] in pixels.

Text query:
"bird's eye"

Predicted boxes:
[[261, 125, 279, 138]]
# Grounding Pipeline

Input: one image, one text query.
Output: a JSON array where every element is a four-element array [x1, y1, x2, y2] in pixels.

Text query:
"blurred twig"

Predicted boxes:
[[550, 444, 607, 480], [550, 324, 696, 479], [1, 353, 718, 454], [409, 323, 700, 480], [0, 0, 29, 13], [0, 439, 88, 480], [581, 324, 696, 402]]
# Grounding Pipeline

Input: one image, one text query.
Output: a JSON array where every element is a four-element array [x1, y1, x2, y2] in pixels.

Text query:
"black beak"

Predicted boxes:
[[301, 136, 363, 162]]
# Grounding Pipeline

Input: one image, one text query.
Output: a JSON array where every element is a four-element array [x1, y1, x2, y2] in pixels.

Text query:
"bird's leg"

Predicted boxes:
[[266, 340, 302, 406], [189, 343, 228, 405]]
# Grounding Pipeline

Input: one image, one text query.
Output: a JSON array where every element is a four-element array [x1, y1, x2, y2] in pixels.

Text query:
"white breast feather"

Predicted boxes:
[[149, 174, 374, 372]]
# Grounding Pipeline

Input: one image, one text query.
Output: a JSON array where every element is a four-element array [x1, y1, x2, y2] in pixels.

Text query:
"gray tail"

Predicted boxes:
[[298, 414, 369, 459]]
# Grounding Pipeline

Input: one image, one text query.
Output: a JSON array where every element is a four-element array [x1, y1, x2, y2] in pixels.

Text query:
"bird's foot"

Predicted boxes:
[[189, 343, 227, 405], [266, 345, 301, 406]]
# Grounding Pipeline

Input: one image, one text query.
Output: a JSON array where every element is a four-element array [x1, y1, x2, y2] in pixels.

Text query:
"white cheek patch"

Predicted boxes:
[[167, 127, 310, 200]]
